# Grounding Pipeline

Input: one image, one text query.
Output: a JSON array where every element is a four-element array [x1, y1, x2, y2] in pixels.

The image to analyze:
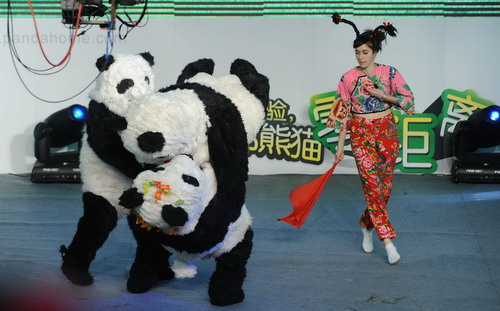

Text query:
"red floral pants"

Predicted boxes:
[[350, 113, 399, 240]]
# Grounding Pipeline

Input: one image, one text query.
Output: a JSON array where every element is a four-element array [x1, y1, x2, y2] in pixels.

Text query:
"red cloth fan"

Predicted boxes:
[[278, 163, 337, 228]]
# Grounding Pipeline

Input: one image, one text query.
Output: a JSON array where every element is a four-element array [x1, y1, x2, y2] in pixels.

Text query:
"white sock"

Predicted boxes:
[[385, 243, 400, 264], [362, 228, 373, 253]]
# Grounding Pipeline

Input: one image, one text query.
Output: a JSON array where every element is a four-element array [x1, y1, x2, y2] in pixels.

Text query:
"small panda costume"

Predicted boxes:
[[60, 53, 174, 286], [118, 58, 269, 306], [120, 154, 221, 278]]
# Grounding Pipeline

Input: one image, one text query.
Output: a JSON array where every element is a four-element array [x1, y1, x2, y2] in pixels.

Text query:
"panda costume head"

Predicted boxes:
[[129, 154, 216, 236], [89, 52, 156, 116]]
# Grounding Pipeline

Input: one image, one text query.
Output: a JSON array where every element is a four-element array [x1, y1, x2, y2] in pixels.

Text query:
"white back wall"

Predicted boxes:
[[0, 17, 499, 175]]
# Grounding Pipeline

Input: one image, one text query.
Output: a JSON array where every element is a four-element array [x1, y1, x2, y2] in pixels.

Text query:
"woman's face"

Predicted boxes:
[[355, 44, 377, 69]]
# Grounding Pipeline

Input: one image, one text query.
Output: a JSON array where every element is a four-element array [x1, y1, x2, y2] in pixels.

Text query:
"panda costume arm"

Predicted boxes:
[[86, 100, 144, 179]]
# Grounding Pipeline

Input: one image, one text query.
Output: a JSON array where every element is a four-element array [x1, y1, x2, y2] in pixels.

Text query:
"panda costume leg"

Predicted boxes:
[[60, 193, 118, 285], [209, 228, 253, 306], [205, 59, 267, 306], [126, 218, 175, 293], [60, 143, 130, 285]]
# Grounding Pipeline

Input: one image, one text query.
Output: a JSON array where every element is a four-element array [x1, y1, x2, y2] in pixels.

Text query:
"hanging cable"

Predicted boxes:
[[7, 0, 70, 75], [8, 49, 103, 103], [116, 0, 148, 40], [6, 0, 114, 103], [116, 0, 148, 27], [27, 0, 83, 67]]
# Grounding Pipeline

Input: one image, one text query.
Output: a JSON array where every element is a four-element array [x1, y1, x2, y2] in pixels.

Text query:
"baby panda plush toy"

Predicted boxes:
[[60, 52, 173, 286], [121, 154, 221, 278], [117, 58, 269, 306]]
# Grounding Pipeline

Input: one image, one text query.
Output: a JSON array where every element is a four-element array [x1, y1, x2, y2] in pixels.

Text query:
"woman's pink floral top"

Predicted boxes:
[[328, 64, 415, 132]]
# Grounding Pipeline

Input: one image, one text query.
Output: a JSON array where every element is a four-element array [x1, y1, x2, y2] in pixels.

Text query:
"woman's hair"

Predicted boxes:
[[331, 13, 397, 53]]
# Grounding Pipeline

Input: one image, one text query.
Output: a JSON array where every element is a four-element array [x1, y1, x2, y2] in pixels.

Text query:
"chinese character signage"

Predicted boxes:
[[250, 89, 497, 174], [249, 98, 324, 164]]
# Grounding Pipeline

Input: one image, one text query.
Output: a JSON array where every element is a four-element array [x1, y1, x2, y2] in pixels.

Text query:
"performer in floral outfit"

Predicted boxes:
[[327, 13, 415, 264]]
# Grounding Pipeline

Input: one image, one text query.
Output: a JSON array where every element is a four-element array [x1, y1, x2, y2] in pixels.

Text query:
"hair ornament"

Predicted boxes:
[[374, 21, 398, 38], [331, 12, 360, 37], [331, 13, 398, 52], [331, 12, 342, 24]]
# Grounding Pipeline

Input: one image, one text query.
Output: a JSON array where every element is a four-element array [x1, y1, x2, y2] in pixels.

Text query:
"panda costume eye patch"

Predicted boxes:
[[150, 166, 165, 173], [117, 79, 135, 94], [137, 132, 165, 153], [182, 174, 199, 187]]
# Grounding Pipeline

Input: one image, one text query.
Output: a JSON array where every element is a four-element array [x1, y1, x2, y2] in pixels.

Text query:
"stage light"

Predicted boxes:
[[72, 106, 86, 120], [462, 105, 500, 151], [31, 104, 87, 183], [489, 109, 499, 122], [452, 105, 500, 183]]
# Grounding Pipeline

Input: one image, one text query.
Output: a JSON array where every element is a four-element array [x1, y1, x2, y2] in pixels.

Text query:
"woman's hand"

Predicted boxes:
[[326, 116, 335, 128], [335, 145, 344, 163], [365, 86, 385, 100]]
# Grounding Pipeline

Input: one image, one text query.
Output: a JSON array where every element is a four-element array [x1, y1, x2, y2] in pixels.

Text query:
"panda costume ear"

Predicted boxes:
[[95, 54, 115, 72], [230, 59, 270, 109], [176, 58, 215, 84], [139, 52, 155, 67]]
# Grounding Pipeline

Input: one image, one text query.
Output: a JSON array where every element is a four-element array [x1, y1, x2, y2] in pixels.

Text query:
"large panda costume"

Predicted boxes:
[[117, 58, 269, 306], [60, 53, 173, 285]]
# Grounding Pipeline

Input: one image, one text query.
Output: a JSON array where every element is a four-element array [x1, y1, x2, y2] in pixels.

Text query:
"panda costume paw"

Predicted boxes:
[[119, 188, 144, 209]]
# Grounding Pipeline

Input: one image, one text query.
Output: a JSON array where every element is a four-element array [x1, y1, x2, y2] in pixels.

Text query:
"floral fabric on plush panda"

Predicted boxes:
[[131, 155, 216, 236]]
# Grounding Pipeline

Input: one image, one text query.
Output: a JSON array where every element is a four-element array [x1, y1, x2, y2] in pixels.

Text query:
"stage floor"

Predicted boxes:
[[0, 173, 499, 311]]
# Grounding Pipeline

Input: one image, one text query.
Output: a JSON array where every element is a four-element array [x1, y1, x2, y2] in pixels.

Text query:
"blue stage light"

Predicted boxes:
[[33, 104, 88, 165], [453, 104, 500, 161], [489, 109, 499, 122], [452, 105, 500, 183], [72, 106, 86, 120]]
